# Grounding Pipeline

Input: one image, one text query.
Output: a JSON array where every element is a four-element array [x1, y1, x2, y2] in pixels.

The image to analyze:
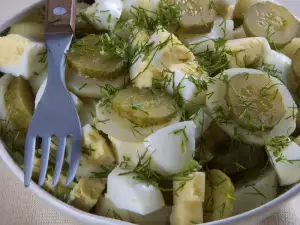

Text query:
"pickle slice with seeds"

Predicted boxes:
[[4, 77, 34, 132], [227, 73, 285, 130], [292, 48, 300, 79], [172, 0, 217, 34], [111, 87, 177, 127], [243, 2, 300, 47], [204, 169, 235, 222], [67, 34, 125, 79]]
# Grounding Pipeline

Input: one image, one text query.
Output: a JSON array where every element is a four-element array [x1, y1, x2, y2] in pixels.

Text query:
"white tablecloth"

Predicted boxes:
[[1, 0, 300, 224]]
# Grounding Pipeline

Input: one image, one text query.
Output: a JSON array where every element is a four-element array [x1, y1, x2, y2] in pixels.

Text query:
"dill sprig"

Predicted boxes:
[[98, 84, 119, 108], [265, 136, 291, 163], [130, 0, 181, 31], [92, 165, 116, 179], [194, 38, 231, 76]]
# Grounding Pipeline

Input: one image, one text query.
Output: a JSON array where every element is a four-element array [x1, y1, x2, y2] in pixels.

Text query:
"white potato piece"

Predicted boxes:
[[121, 0, 160, 20], [96, 196, 172, 225], [70, 177, 106, 212], [192, 107, 213, 140], [35, 80, 83, 112], [164, 62, 208, 111], [82, 0, 123, 30], [28, 69, 48, 94], [170, 201, 203, 225], [173, 172, 205, 204], [8, 21, 44, 41], [206, 68, 297, 146], [225, 37, 271, 68], [266, 137, 300, 186], [281, 38, 300, 59], [0, 74, 14, 121], [0, 34, 46, 79], [66, 70, 127, 99], [264, 50, 299, 102], [81, 124, 116, 167], [184, 17, 234, 54], [144, 121, 196, 175], [95, 101, 181, 142], [107, 167, 165, 215], [233, 169, 278, 215], [130, 28, 195, 88], [109, 137, 146, 164], [234, 0, 276, 19], [79, 99, 98, 127]]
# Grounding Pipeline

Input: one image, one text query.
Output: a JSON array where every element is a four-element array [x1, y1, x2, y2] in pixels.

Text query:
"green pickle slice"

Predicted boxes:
[[292, 48, 300, 78], [172, 0, 217, 34], [67, 34, 125, 79], [227, 73, 285, 131], [204, 169, 235, 222], [111, 87, 177, 127], [243, 2, 300, 47], [4, 77, 34, 132]]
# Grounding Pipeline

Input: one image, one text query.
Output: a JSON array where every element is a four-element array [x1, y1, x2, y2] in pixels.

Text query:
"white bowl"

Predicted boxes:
[[0, 1, 300, 225]]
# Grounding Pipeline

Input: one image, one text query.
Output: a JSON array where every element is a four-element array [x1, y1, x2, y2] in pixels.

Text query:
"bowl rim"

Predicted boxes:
[[0, 1, 300, 225]]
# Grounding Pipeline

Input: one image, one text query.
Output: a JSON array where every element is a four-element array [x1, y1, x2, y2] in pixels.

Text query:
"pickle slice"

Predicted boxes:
[[4, 77, 34, 131], [172, 0, 216, 34], [67, 34, 125, 79], [204, 169, 235, 222], [76, 3, 98, 36], [243, 2, 300, 47], [111, 87, 177, 127], [292, 48, 300, 78], [227, 73, 285, 130]]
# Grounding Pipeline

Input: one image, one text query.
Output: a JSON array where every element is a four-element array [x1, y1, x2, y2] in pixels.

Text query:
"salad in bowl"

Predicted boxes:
[[1, 0, 300, 224]]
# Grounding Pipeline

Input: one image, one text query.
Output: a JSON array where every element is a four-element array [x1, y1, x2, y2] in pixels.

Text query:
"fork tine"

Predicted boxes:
[[24, 136, 37, 187], [52, 137, 67, 187], [38, 136, 52, 186], [66, 137, 82, 185]]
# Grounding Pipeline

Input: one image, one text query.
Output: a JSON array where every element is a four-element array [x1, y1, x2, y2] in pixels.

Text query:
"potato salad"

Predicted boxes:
[[1, 0, 300, 224]]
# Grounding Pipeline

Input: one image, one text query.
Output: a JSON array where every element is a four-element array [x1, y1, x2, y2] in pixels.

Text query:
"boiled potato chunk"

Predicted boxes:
[[204, 169, 235, 222], [170, 201, 203, 225], [171, 0, 216, 34], [214, 0, 236, 19], [81, 124, 116, 167], [8, 22, 44, 41], [76, 3, 98, 36], [112, 87, 177, 127], [0, 74, 14, 121], [81, 0, 123, 30], [230, 26, 247, 39], [0, 34, 46, 79], [70, 176, 106, 212], [243, 2, 300, 47], [282, 38, 300, 59], [225, 37, 271, 68], [173, 172, 205, 204], [67, 34, 125, 78], [4, 77, 34, 132], [227, 73, 286, 130]]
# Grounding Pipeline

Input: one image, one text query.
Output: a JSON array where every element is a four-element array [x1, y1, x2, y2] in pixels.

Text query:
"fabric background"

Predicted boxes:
[[0, 0, 300, 224]]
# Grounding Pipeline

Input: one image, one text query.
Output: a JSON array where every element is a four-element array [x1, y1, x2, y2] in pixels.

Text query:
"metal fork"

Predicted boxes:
[[24, 0, 82, 187]]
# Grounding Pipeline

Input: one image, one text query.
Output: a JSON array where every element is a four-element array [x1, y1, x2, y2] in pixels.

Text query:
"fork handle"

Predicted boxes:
[[45, 0, 76, 34]]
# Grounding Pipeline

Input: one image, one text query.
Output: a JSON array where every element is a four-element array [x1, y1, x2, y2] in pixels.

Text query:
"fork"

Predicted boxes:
[[24, 0, 82, 187]]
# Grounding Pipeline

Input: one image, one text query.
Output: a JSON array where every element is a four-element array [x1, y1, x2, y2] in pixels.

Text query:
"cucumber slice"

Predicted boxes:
[[8, 22, 44, 41], [67, 34, 125, 79], [204, 169, 235, 222], [243, 2, 300, 47], [227, 73, 286, 130], [292, 48, 300, 78], [4, 77, 34, 131], [112, 87, 177, 127], [173, 0, 217, 34], [282, 38, 300, 59], [76, 3, 98, 36]]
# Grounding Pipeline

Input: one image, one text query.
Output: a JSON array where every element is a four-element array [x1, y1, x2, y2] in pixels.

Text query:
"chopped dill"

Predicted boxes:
[[265, 136, 291, 163], [38, 50, 47, 64], [245, 185, 267, 200], [78, 83, 87, 91], [131, 103, 149, 115], [92, 165, 116, 179], [99, 84, 119, 108], [130, 0, 181, 31], [82, 144, 95, 157]]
